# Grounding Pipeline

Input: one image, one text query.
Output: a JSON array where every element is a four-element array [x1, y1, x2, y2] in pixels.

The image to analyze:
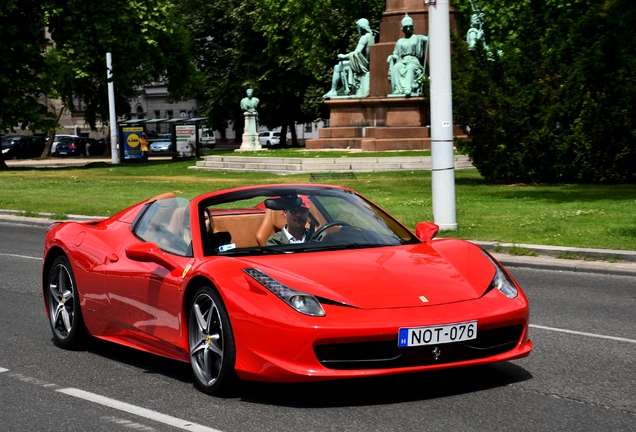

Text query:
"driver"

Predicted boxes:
[[265, 195, 311, 245]]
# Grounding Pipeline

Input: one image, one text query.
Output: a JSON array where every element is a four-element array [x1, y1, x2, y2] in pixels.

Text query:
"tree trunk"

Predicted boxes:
[[289, 122, 298, 147], [280, 124, 288, 146], [0, 148, 7, 170], [40, 106, 66, 158]]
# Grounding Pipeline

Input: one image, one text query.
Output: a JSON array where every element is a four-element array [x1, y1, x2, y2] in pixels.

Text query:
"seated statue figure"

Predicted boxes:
[[387, 14, 428, 97], [323, 18, 375, 98]]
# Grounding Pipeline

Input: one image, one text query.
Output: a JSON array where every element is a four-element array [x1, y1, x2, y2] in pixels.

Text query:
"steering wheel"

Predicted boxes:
[[310, 220, 352, 242]]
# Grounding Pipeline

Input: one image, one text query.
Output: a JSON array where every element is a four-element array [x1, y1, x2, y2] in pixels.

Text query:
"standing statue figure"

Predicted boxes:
[[466, 1, 487, 51], [240, 88, 259, 114], [387, 14, 428, 97], [466, 1, 501, 59], [323, 18, 375, 98]]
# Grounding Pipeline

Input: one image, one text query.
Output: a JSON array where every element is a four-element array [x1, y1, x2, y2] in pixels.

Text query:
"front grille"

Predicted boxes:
[[314, 325, 523, 370]]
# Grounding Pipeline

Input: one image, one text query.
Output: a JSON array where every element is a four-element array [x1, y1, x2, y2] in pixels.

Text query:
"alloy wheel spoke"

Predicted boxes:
[[194, 303, 208, 333], [61, 307, 72, 332]]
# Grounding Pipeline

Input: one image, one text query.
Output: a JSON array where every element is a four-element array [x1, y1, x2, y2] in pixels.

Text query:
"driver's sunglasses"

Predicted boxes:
[[287, 208, 309, 215]]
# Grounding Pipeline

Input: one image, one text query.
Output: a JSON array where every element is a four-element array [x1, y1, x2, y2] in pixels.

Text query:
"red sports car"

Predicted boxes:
[[42, 184, 532, 395]]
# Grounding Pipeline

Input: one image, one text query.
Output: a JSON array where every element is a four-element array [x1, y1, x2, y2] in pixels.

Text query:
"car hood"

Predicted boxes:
[[238, 242, 495, 309]]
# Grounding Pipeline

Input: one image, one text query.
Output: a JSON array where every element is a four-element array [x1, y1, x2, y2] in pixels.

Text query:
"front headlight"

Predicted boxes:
[[481, 251, 519, 299], [243, 268, 326, 316]]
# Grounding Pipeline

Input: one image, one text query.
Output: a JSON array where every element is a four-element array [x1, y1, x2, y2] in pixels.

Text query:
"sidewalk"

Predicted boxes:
[[1, 210, 634, 277], [4, 156, 172, 168]]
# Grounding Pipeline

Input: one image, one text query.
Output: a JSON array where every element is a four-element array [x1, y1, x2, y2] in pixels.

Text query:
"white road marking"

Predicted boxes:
[[56, 388, 223, 432], [1, 368, 222, 432], [0, 252, 41, 260], [530, 324, 636, 344]]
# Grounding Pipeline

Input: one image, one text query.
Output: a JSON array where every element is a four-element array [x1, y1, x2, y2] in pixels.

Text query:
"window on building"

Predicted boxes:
[[166, 110, 173, 119], [304, 123, 312, 133]]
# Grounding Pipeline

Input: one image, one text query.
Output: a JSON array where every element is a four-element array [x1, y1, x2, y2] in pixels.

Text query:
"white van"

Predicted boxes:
[[199, 128, 216, 148]]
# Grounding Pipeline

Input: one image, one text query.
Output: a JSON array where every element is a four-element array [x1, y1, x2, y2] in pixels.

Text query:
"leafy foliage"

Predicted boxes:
[[452, 0, 636, 183], [176, 0, 384, 138], [44, 0, 199, 129], [0, 0, 57, 134]]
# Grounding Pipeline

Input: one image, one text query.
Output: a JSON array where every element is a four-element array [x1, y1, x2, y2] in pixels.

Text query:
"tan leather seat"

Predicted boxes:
[[255, 209, 287, 246], [167, 207, 187, 236]]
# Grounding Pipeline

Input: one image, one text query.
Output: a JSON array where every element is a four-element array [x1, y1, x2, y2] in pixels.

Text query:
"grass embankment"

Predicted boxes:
[[1, 159, 634, 250]]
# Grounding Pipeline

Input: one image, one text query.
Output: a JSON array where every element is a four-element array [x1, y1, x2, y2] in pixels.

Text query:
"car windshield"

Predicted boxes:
[[199, 187, 418, 257]]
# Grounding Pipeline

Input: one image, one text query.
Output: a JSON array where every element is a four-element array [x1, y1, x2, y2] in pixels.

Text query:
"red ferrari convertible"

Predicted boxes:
[[43, 184, 532, 394]]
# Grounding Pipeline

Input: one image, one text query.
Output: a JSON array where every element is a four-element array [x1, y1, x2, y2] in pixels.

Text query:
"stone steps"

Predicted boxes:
[[190, 155, 474, 174]]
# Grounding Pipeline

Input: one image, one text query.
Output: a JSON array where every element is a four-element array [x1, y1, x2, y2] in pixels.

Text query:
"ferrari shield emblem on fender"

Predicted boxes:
[[419, 296, 428, 303]]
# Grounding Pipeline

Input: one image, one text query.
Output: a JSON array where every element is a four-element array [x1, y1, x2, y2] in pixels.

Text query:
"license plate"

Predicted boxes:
[[59, 152, 67, 154], [398, 321, 477, 347]]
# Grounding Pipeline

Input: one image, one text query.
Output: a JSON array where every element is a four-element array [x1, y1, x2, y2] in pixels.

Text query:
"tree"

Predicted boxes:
[[452, 0, 636, 183], [0, 0, 58, 169], [176, 0, 384, 142], [44, 0, 199, 132]]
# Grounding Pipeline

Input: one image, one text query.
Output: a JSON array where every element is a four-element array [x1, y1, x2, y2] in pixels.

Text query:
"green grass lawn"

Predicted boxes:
[[1, 159, 634, 250]]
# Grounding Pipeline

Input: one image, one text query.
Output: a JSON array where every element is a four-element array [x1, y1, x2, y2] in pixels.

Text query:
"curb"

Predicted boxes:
[[472, 241, 636, 277], [1, 211, 634, 277]]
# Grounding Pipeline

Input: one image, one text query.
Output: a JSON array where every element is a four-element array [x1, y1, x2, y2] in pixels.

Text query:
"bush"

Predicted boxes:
[[452, 0, 636, 184]]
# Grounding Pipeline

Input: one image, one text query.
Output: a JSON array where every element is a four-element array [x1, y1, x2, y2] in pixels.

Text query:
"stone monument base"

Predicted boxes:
[[306, 97, 431, 151], [239, 112, 262, 151]]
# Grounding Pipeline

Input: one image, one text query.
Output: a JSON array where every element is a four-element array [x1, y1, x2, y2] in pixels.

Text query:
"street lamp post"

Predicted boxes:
[[427, 0, 457, 230], [106, 52, 120, 164]]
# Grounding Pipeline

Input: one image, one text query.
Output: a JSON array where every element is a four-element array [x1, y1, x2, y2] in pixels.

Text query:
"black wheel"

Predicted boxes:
[[46, 255, 85, 349], [188, 286, 237, 395], [310, 220, 352, 241], [266, 140, 271, 146]]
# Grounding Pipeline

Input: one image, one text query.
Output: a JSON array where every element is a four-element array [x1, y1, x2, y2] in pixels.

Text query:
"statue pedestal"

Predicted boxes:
[[239, 112, 262, 151], [306, 97, 432, 151]]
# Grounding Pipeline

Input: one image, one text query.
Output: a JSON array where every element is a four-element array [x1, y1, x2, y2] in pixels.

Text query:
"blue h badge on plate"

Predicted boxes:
[[398, 328, 409, 347]]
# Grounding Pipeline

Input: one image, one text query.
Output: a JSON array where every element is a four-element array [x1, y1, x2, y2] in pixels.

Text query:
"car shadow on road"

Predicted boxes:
[[238, 363, 533, 407], [83, 335, 532, 406]]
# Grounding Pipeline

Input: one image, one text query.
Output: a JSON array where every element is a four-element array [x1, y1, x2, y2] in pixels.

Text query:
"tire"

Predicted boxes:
[[266, 141, 271, 147], [188, 286, 237, 395], [46, 255, 86, 349]]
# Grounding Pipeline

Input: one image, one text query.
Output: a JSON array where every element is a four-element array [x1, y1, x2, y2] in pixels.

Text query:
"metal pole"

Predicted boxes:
[[106, 52, 119, 164], [428, 0, 457, 230]]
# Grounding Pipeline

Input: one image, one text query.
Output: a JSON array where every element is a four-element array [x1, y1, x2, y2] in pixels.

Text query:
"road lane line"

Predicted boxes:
[[0, 252, 41, 260], [0, 367, 9, 373], [530, 324, 636, 344], [56, 388, 222, 432]]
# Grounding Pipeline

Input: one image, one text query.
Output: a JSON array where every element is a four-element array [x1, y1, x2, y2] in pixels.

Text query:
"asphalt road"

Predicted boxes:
[[0, 223, 634, 431]]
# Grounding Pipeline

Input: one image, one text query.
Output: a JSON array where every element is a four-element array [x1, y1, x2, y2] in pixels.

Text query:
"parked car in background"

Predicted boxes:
[[53, 137, 105, 157], [200, 128, 216, 149], [150, 140, 172, 153], [50, 134, 79, 154], [258, 131, 281, 147], [1, 136, 46, 159]]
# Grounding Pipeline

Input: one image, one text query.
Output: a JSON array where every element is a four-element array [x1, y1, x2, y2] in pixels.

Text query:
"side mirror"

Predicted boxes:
[[125, 242, 181, 272], [415, 222, 439, 243]]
